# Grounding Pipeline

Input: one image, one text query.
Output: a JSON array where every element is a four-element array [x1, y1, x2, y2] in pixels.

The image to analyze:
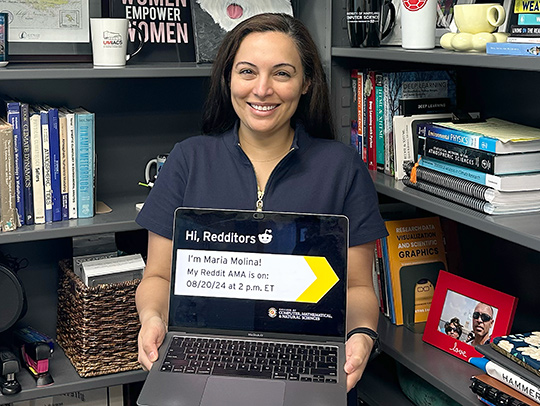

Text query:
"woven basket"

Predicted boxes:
[[56, 259, 142, 377]]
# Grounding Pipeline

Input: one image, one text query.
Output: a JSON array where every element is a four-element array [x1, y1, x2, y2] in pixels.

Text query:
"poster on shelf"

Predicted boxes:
[[108, 0, 196, 62]]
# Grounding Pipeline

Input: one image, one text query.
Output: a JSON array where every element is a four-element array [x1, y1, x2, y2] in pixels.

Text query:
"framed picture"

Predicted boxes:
[[381, 0, 474, 46], [422, 271, 518, 362], [1, 0, 101, 62]]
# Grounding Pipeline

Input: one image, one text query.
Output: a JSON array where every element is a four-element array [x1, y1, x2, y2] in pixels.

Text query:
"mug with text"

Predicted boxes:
[[401, 0, 437, 49], [90, 18, 144, 67], [145, 153, 168, 184], [347, 0, 396, 47]]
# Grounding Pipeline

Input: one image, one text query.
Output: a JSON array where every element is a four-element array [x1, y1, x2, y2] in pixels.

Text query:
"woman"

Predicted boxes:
[[135, 12, 388, 400]]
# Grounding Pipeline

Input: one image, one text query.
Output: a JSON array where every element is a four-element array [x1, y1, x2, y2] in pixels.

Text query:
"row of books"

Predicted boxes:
[[373, 215, 448, 326], [487, 0, 540, 56], [350, 68, 457, 178], [469, 332, 540, 406], [0, 99, 95, 233], [401, 118, 540, 215]]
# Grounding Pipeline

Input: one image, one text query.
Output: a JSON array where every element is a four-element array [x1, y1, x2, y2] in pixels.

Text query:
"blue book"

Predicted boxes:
[[5, 100, 25, 226], [417, 118, 540, 154], [46, 106, 62, 222], [39, 107, 53, 223], [486, 41, 540, 56], [20, 103, 34, 225], [518, 13, 540, 24], [74, 108, 95, 219], [417, 155, 540, 192]]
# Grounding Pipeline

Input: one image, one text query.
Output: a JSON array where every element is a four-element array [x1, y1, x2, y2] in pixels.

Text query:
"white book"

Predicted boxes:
[[29, 108, 45, 224], [392, 113, 452, 180], [39, 107, 53, 223]]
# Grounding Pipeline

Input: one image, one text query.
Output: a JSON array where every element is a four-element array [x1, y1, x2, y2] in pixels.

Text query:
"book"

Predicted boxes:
[[469, 357, 540, 404], [393, 113, 452, 180], [38, 107, 53, 223], [190, 0, 293, 63], [398, 97, 452, 116], [350, 70, 360, 152], [508, 36, 540, 43], [470, 374, 538, 406], [491, 332, 540, 378], [0, 117, 19, 232], [375, 72, 385, 172], [402, 176, 496, 214], [60, 108, 77, 219], [74, 108, 95, 219], [4, 99, 25, 226], [476, 343, 540, 387], [58, 110, 69, 220], [404, 162, 540, 205], [46, 105, 62, 222], [417, 118, 540, 154], [511, 24, 540, 35], [366, 70, 377, 170], [351, 69, 367, 162], [418, 134, 540, 175], [20, 102, 34, 226], [486, 41, 540, 56], [108, 0, 196, 62], [382, 70, 457, 177], [383, 216, 447, 326], [29, 108, 45, 225], [418, 155, 540, 191], [515, 0, 540, 13], [518, 13, 540, 24]]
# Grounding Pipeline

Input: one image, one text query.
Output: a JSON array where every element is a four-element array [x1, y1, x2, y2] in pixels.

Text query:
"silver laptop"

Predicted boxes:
[[137, 208, 349, 406]]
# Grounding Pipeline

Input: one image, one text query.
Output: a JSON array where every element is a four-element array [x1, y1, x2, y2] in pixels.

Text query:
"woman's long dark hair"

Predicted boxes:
[[201, 13, 334, 140]]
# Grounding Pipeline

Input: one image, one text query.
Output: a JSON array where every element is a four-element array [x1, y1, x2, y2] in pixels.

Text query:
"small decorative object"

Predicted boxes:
[[440, 3, 509, 52], [422, 270, 518, 362]]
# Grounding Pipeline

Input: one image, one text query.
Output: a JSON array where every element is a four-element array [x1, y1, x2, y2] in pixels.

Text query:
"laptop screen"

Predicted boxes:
[[169, 208, 348, 340]]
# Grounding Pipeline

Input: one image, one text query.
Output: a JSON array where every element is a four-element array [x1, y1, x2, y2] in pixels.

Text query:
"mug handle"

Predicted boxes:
[[127, 21, 145, 61], [487, 4, 506, 28], [382, 1, 396, 40], [145, 159, 157, 183]]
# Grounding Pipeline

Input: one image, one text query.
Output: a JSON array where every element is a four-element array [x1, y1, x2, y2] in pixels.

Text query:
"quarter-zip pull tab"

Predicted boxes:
[[256, 187, 264, 212]]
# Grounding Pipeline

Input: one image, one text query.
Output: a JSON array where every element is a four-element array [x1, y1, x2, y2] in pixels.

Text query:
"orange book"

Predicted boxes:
[[384, 216, 448, 325]]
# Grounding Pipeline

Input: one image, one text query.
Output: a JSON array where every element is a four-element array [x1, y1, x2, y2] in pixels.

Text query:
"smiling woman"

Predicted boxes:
[[135, 13, 389, 405]]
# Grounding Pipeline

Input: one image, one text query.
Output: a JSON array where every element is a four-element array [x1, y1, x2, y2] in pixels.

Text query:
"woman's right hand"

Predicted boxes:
[[138, 315, 167, 371]]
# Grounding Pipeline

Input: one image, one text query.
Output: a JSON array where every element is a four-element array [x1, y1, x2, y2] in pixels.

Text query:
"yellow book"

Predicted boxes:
[[514, 0, 540, 13], [384, 216, 448, 326]]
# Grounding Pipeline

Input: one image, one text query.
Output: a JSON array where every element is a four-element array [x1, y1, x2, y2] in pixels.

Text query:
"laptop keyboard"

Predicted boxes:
[[160, 336, 339, 384]]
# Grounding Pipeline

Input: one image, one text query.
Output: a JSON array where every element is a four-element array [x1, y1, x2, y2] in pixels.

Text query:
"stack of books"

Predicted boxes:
[[402, 118, 540, 215], [0, 99, 96, 232], [486, 0, 540, 56], [470, 332, 540, 406]]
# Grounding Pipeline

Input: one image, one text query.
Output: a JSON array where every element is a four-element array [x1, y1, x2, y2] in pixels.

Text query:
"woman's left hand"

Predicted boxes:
[[344, 332, 373, 391]]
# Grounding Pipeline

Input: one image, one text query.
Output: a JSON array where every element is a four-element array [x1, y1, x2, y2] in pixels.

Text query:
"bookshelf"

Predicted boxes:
[[0, 0, 539, 404]]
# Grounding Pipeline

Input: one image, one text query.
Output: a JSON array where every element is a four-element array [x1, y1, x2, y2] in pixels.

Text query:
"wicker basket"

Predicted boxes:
[[56, 259, 142, 377]]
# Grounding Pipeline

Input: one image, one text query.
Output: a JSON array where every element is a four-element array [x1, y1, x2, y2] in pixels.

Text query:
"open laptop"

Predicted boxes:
[[137, 207, 349, 406]]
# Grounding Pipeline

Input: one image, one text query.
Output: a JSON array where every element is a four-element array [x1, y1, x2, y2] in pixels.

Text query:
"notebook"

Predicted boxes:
[[137, 207, 349, 406]]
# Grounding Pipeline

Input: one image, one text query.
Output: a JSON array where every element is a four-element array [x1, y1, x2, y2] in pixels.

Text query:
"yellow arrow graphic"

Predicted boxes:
[[296, 256, 339, 303]]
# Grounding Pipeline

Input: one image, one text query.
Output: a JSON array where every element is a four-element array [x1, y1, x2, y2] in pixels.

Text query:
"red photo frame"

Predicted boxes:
[[423, 271, 518, 361]]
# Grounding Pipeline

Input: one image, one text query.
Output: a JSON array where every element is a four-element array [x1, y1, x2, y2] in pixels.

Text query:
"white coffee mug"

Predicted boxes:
[[401, 0, 437, 49], [90, 18, 144, 67], [145, 153, 168, 183]]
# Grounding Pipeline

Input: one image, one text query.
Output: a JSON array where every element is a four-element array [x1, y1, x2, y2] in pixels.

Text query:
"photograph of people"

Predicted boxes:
[[439, 291, 497, 346], [467, 302, 495, 346], [444, 317, 463, 340], [134, 12, 388, 405]]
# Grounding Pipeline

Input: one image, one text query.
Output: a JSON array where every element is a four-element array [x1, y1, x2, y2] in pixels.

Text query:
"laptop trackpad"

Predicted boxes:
[[200, 377, 286, 406]]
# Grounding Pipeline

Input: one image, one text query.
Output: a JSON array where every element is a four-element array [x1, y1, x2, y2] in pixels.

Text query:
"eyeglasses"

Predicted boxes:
[[446, 327, 460, 333], [473, 312, 493, 322]]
